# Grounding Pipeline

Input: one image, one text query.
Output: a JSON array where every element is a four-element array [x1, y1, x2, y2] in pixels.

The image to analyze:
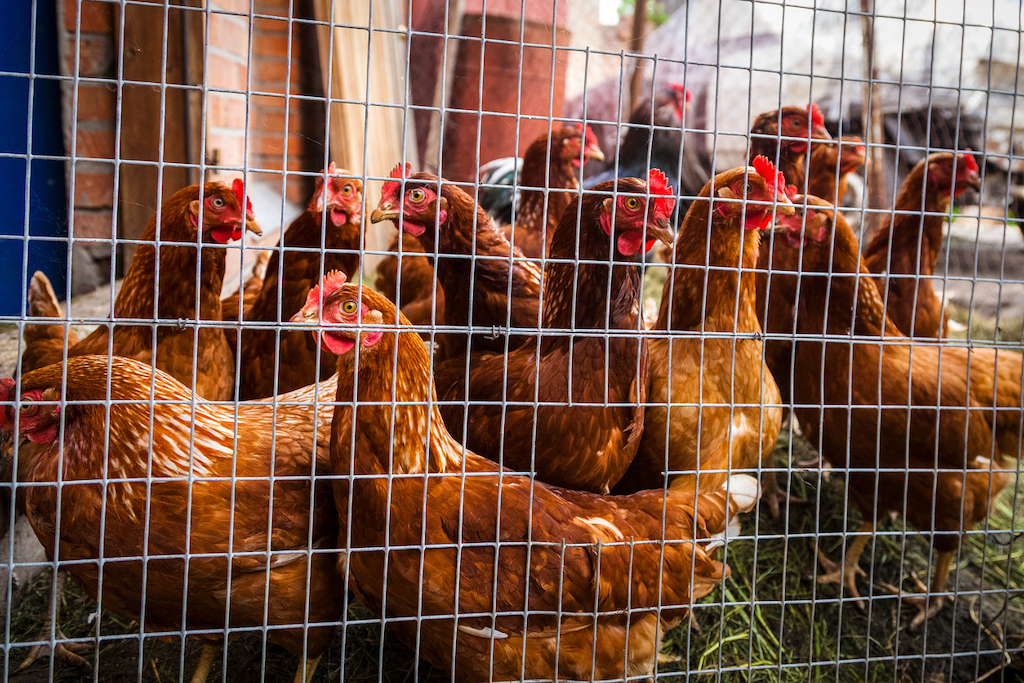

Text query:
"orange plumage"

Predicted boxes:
[[295, 282, 757, 682], [862, 151, 981, 339], [1, 357, 341, 682], [19, 181, 261, 401]]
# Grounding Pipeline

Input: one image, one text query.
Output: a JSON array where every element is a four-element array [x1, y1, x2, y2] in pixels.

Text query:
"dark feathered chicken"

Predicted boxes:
[[584, 84, 708, 218]]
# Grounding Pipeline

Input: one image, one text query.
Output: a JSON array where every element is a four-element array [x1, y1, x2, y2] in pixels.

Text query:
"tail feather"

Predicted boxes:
[[21, 272, 77, 373]]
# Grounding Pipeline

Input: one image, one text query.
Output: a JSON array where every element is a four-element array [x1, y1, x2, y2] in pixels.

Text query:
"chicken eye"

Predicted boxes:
[[624, 197, 640, 210], [409, 189, 425, 202], [211, 196, 225, 208], [19, 404, 30, 413], [342, 184, 352, 196], [341, 301, 358, 315]]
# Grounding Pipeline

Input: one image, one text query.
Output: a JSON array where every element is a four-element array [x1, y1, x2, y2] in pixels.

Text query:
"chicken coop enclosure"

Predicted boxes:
[[1, 0, 1024, 681]]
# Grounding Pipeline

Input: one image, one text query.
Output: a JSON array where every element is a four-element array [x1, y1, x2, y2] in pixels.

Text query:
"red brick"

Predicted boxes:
[[257, 59, 289, 85], [258, 110, 305, 135], [206, 52, 248, 90], [75, 128, 115, 160], [72, 209, 115, 240], [75, 84, 116, 122], [67, 35, 113, 77], [65, 0, 115, 34], [74, 170, 115, 208], [254, 34, 290, 58], [254, 16, 289, 35], [208, 13, 250, 56], [209, 93, 248, 129]]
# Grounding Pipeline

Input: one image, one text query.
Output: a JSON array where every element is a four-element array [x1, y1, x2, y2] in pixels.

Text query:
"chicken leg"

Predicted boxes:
[[293, 654, 323, 683], [190, 643, 219, 683], [878, 549, 954, 631], [15, 570, 92, 672], [816, 520, 872, 610], [761, 468, 806, 519]]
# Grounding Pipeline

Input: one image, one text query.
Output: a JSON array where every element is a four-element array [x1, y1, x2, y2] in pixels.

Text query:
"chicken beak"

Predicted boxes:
[[813, 123, 832, 141], [586, 147, 606, 163], [289, 307, 319, 325], [370, 203, 398, 224], [966, 173, 982, 192], [245, 217, 263, 237], [647, 217, 675, 248]]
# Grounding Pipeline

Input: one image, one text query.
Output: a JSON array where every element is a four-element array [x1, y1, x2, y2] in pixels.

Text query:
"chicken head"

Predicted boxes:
[[711, 155, 796, 231], [187, 180, 261, 244], [925, 151, 981, 197], [597, 169, 676, 256], [369, 163, 446, 239], [292, 273, 384, 357], [564, 123, 605, 167], [751, 103, 831, 155], [311, 162, 364, 227]]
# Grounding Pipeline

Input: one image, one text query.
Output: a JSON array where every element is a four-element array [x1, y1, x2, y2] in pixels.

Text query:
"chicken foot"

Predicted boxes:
[[816, 520, 872, 610], [15, 570, 92, 672], [878, 549, 953, 631], [761, 469, 806, 519]]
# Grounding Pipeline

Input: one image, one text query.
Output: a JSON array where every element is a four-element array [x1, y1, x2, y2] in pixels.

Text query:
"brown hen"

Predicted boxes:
[[618, 159, 788, 517], [234, 166, 364, 399], [19, 181, 260, 401], [432, 172, 675, 494], [779, 195, 1012, 628], [804, 135, 867, 206], [501, 123, 604, 258], [294, 282, 759, 682], [748, 103, 831, 189], [862, 151, 981, 339], [1, 357, 341, 682], [370, 165, 541, 364]]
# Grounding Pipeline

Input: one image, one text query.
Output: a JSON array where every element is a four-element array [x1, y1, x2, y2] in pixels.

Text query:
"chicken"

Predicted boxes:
[[374, 125, 597, 325], [21, 271, 80, 375], [500, 124, 605, 258], [0, 355, 342, 682], [862, 151, 981, 339], [584, 83, 708, 215], [374, 229, 446, 327], [293, 280, 759, 682], [615, 158, 790, 519], [751, 106, 834, 410], [430, 172, 674, 494], [748, 103, 831, 190], [233, 165, 364, 399], [19, 181, 261, 401], [220, 247, 272, 326], [804, 135, 867, 206], [370, 164, 541, 364], [777, 195, 1013, 628]]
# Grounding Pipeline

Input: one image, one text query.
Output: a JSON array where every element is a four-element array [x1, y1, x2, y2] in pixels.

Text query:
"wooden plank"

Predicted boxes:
[[312, 0, 413, 268], [117, 0, 203, 266]]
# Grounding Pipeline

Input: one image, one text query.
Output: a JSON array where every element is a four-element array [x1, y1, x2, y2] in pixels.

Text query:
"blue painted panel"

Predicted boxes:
[[0, 0, 69, 316]]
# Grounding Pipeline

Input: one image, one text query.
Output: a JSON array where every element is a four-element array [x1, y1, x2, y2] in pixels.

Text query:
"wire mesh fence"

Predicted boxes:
[[1, 0, 1023, 681]]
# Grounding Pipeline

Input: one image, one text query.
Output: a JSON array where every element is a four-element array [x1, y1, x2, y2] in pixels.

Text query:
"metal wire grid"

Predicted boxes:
[[1, 0, 1023, 680]]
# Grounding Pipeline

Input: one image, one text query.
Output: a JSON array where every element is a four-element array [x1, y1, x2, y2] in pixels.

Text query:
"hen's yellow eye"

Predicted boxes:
[[625, 197, 640, 210], [342, 184, 353, 195], [19, 405, 30, 413], [211, 197, 225, 208], [409, 189, 425, 202], [341, 301, 358, 314]]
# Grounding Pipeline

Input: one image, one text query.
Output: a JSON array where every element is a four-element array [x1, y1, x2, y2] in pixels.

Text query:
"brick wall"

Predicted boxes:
[[57, 0, 325, 294], [59, 0, 117, 276]]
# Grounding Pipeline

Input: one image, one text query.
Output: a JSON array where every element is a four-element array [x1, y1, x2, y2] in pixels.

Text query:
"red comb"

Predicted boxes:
[[785, 184, 799, 201], [751, 155, 789, 200], [808, 103, 825, 127], [647, 168, 676, 219], [381, 162, 412, 205], [962, 149, 979, 173], [583, 124, 599, 148], [303, 270, 349, 316], [327, 161, 337, 175], [231, 178, 253, 216]]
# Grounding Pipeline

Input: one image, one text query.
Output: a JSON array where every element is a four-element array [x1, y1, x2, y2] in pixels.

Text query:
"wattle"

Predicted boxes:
[[322, 332, 355, 356], [616, 230, 644, 256], [211, 225, 241, 243], [330, 207, 348, 226], [403, 221, 426, 237]]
